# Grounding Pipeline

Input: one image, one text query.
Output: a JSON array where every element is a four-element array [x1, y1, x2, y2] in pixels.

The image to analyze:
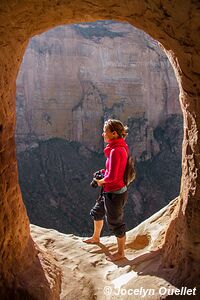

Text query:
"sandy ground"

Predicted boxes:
[[30, 197, 192, 299]]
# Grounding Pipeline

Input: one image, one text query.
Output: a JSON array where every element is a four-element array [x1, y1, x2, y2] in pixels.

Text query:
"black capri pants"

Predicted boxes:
[[90, 191, 128, 238]]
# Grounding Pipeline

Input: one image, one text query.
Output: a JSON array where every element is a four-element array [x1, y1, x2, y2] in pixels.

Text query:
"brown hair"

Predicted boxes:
[[104, 119, 128, 139]]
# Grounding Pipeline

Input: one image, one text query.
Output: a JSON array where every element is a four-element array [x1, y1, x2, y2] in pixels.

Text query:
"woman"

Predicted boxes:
[[84, 119, 129, 262]]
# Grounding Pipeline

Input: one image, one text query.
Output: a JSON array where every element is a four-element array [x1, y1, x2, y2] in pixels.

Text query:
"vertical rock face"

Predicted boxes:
[[16, 21, 180, 157], [72, 83, 104, 151]]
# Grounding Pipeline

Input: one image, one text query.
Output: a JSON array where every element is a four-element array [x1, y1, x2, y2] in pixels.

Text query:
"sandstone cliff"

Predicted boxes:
[[16, 21, 181, 159]]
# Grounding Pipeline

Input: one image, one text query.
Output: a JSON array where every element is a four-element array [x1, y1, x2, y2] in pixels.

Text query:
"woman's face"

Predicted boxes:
[[102, 125, 118, 143]]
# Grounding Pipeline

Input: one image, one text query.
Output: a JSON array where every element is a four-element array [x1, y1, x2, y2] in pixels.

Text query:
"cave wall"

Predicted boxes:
[[0, 0, 199, 297]]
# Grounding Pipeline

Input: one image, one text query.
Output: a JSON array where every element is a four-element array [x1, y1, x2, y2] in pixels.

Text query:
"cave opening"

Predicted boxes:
[[1, 1, 199, 297], [15, 21, 182, 237]]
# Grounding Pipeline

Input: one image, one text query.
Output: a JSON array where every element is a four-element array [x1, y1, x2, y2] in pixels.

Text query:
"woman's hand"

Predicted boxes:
[[94, 178, 105, 186]]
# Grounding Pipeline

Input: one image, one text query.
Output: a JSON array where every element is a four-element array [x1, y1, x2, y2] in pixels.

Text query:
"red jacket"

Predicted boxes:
[[102, 138, 129, 192]]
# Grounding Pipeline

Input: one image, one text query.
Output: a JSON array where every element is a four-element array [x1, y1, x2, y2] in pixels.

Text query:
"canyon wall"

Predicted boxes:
[[16, 21, 181, 159]]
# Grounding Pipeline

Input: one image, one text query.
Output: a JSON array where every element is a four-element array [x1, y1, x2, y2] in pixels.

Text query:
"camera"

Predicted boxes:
[[90, 170, 104, 188]]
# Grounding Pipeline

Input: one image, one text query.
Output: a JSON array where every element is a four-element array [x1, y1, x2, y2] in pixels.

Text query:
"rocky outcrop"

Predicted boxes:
[[0, 0, 200, 298], [30, 198, 192, 300], [16, 21, 180, 157]]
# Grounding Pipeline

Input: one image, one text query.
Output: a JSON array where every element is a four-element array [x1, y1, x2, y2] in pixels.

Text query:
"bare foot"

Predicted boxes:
[[83, 237, 100, 244], [106, 252, 125, 262]]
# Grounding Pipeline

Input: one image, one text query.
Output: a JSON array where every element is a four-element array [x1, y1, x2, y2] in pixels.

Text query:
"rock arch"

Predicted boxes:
[[0, 0, 199, 298]]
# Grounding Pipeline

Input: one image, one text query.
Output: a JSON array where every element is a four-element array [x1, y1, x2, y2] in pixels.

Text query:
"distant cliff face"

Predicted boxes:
[[16, 21, 180, 158]]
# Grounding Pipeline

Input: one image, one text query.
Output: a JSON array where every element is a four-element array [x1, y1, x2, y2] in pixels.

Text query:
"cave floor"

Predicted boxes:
[[30, 198, 190, 300]]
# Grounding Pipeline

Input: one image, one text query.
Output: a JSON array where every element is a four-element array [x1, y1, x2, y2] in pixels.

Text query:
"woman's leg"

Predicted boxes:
[[117, 235, 126, 255], [104, 191, 128, 261], [83, 196, 105, 244], [83, 220, 104, 243], [106, 235, 126, 261]]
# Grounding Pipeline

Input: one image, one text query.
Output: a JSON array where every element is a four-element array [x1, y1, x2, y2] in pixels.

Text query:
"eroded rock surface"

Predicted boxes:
[[31, 199, 198, 300], [0, 0, 199, 298]]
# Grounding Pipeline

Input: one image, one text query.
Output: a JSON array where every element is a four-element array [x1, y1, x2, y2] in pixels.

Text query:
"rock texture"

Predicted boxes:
[[16, 21, 180, 156], [30, 198, 198, 300], [0, 0, 200, 298]]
